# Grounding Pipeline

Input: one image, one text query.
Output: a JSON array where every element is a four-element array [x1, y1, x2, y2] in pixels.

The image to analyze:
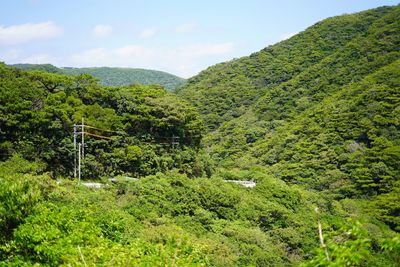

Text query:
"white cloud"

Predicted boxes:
[[175, 22, 196, 33], [139, 27, 158, 39], [0, 22, 62, 45], [70, 42, 235, 78], [92, 24, 113, 38], [278, 32, 298, 41], [20, 53, 58, 64]]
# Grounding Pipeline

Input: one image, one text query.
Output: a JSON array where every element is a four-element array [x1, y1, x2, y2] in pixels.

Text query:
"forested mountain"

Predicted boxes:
[[12, 64, 186, 91], [1, 5, 400, 266], [177, 4, 400, 264], [179, 6, 400, 198], [178, 6, 399, 129]]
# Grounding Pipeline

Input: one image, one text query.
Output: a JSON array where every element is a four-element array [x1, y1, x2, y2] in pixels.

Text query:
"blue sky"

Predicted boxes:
[[0, 0, 398, 77]]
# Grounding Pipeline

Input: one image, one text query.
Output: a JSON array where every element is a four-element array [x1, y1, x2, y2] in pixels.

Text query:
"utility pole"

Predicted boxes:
[[78, 143, 81, 183], [73, 124, 77, 178], [81, 117, 85, 159], [72, 118, 115, 180]]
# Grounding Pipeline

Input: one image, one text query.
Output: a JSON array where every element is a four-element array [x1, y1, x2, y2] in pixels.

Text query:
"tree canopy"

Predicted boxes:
[[1, 5, 400, 266]]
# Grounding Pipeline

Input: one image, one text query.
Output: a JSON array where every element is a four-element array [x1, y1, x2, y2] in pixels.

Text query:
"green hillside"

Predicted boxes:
[[178, 6, 398, 130], [179, 5, 400, 190], [178, 4, 400, 264], [12, 64, 186, 91], [1, 5, 400, 266]]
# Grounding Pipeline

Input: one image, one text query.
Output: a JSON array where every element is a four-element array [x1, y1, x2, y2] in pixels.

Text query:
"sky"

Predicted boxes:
[[0, 0, 398, 78]]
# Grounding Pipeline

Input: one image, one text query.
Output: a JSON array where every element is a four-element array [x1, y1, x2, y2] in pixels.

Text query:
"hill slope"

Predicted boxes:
[[179, 5, 400, 229], [178, 5, 399, 130], [11, 64, 186, 91], [1, 5, 399, 266]]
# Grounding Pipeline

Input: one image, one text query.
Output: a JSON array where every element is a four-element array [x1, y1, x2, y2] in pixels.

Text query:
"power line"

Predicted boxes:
[[74, 118, 116, 180], [84, 125, 118, 133], [84, 132, 114, 141], [72, 118, 181, 181]]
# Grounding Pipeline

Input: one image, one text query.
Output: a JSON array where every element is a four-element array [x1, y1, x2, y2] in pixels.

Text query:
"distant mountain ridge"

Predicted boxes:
[[11, 64, 186, 91]]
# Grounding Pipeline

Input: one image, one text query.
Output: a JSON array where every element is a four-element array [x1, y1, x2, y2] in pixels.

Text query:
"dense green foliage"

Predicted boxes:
[[178, 4, 400, 265], [0, 63, 205, 178], [180, 4, 400, 226], [1, 157, 398, 266], [179, 6, 399, 129], [1, 5, 400, 266], [12, 64, 186, 91]]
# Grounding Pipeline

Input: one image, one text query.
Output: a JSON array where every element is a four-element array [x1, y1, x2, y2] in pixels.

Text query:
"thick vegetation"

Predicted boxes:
[[0, 63, 205, 178], [1, 157, 398, 266], [178, 4, 400, 265], [1, 5, 400, 266], [180, 5, 400, 224], [12, 64, 186, 91], [179, 6, 399, 130]]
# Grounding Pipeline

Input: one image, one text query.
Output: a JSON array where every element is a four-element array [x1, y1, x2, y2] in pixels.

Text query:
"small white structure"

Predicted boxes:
[[81, 182, 103, 189], [108, 177, 139, 183], [224, 180, 256, 188]]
